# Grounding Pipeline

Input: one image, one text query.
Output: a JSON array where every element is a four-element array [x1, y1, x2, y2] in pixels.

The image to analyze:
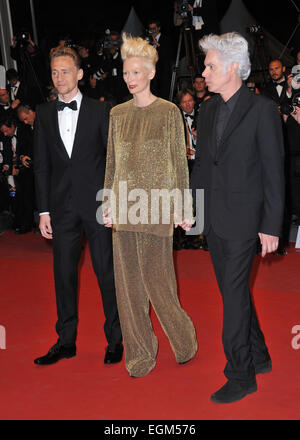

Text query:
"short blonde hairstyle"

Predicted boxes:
[[50, 46, 81, 69], [121, 33, 158, 71]]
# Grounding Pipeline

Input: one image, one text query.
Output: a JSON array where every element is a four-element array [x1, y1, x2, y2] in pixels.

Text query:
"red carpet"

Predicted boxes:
[[0, 230, 300, 420]]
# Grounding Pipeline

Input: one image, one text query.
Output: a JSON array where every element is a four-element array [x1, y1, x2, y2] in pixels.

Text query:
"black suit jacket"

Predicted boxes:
[[2, 123, 33, 170], [260, 80, 291, 107], [33, 95, 110, 221], [7, 81, 28, 104], [190, 85, 285, 240]]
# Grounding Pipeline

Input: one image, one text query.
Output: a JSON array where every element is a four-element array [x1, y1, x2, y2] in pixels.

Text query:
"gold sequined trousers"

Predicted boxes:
[[112, 231, 198, 377]]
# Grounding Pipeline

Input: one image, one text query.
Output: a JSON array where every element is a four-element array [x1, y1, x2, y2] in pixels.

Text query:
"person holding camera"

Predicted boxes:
[[17, 104, 36, 170], [283, 96, 300, 226], [10, 32, 48, 107], [147, 19, 174, 100], [0, 112, 35, 234], [106, 31, 129, 103]]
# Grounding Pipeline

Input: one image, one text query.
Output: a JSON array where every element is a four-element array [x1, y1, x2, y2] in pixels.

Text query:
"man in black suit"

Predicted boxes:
[[0, 112, 35, 233], [190, 33, 285, 403], [6, 69, 27, 108], [0, 88, 11, 115], [33, 46, 122, 366], [147, 19, 173, 100], [260, 59, 292, 107]]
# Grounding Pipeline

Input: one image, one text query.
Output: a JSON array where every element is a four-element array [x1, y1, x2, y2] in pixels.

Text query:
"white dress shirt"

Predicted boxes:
[[40, 90, 82, 216], [184, 110, 196, 159], [57, 90, 82, 158], [10, 81, 20, 100]]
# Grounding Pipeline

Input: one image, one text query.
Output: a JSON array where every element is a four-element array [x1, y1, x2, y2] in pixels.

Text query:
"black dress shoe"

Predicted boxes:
[[255, 359, 272, 375], [34, 344, 76, 365], [104, 344, 123, 364], [211, 378, 257, 404]]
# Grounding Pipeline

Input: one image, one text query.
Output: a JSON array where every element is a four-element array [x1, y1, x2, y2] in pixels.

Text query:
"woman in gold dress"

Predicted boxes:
[[103, 34, 197, 378]]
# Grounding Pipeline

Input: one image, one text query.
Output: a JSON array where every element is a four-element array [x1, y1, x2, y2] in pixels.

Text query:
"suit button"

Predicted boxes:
[[214, 160, 219, 166]]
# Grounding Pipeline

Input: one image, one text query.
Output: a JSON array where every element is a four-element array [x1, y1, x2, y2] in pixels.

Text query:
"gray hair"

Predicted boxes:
[[199, 32, 251, 81]]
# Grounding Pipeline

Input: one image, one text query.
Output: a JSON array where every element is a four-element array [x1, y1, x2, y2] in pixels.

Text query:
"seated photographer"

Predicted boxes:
[[0, 112, 35, 234]]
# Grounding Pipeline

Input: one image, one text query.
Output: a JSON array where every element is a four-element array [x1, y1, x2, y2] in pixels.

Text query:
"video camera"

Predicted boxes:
[[177, 0, 191, 19]]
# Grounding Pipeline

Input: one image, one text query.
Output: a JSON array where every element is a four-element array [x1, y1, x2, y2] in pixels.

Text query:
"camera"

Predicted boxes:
[[280, 92, 300, 115], [16, 29, 30, 48], [96, 30, 120, 52], [177, 0, 190, 19], [17, 31, 29, 42]]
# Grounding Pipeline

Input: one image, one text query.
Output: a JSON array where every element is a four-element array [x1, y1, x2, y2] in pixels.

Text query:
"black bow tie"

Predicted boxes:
[[57, 100, 77, 111], [185, 113, 194, 119], [275, 82, 285, 88]]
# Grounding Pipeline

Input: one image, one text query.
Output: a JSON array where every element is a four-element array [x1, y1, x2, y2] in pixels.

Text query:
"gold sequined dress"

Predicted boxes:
[[104, 98, 198, 377]]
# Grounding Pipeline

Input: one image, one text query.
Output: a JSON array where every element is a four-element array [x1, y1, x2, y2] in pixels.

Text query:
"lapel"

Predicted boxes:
[[216, 85, 253, 160], [206, 95, 220, 159], [51, 100, 70, 160], [71, 95, 90, 158], [50, 95, 89, 160]]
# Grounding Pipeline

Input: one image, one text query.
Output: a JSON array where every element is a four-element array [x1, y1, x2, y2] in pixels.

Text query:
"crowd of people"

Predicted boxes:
[[1, 16, 299, 252], [0, 4, 299, 404]]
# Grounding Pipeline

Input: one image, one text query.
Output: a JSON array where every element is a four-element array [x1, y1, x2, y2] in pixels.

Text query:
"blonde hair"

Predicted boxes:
[[50, 46, 81, 69], [121, 33, 158, 71]]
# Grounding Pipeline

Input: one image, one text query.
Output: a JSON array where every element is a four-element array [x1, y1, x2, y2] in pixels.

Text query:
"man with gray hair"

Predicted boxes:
[[191, 33, 285, 403]]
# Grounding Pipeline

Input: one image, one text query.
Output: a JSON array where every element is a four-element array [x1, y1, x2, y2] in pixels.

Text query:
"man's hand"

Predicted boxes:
[[21, 155, 32, 168], [174, 212, 195, 231], [11, 99, 20, 109], [258, 232, 279, 257], [39, 214, 53, 239], [103, 207, 113, 228], [291, 106, 300, 124]]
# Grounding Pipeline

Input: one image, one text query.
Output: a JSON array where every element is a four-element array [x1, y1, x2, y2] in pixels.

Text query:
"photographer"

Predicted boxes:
[[282, 95, 300, 226], [147, 19, 173, 100], [0, 112, 35, 234], [10, 32, 48, 107], [174, 1, 219, 37], [106, 31, 128, 103]]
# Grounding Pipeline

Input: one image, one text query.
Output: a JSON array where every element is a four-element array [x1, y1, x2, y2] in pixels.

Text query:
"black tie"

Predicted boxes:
[[57, 100, 77, 111], [275, 82, 284, 88], [185, 113, 194, 120]]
